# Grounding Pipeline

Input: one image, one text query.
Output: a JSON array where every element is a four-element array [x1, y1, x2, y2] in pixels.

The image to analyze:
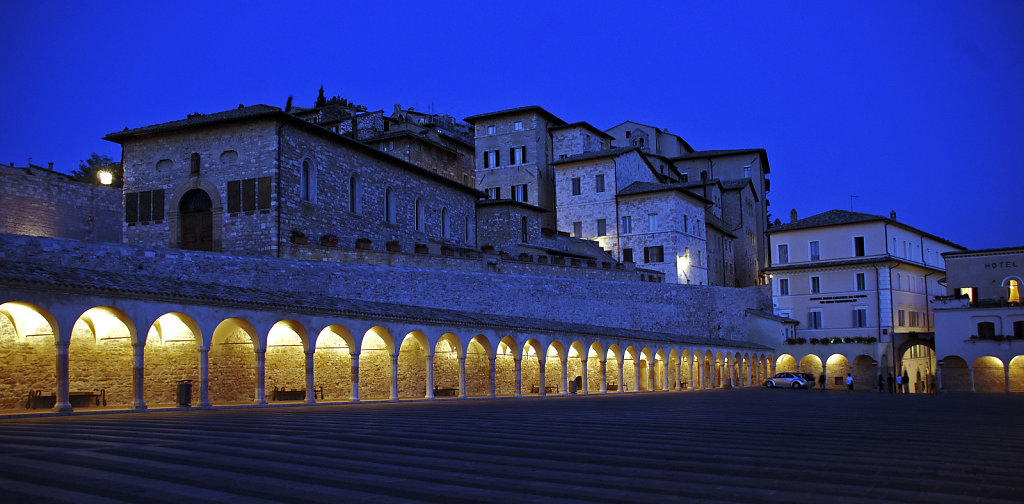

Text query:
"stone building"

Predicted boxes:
[[765, 209, 964, 390], [104, 104, 483, 255], [932, 246, 1024, 392], [604, 120, 694, 157]]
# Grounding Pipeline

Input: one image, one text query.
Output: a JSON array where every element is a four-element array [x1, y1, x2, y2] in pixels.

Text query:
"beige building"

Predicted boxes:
[[766, 209, 964, 390], [933, 246, 1024, 392]]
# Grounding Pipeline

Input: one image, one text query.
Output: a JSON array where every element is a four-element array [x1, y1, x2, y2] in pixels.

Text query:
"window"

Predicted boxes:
[[190, 153, 201, 176], [810, 276, 820, 294], [349, 175, 361, 213], [414, 198, 425, 232], [1006, 279, 1021, 303], [809, 310, 822, 329], [509, 146, 526, 165], [644, 245, 664, 263], [854, 236, 865, 256], [511, 184, 527, 202], [896, 273, 902, 290], [1014, 321, 1024, 338], [854, 308, 868, 328], [381, 140, 394, 152], [300, 159, 315, 202], [483, 150, 500, 168], [809, 241, 820, 261], [596, 218, 607, 237], [571, 177, 581, 196], [513, 120, 523, 131], [778, 278, 790, 296], [125, 189, 165, 224], [595, 174, 605, 193], [441, 207, 449, 238], [487, 124, 495, 135], [466, 216, 474, 245], [897, 309, 905, 327], [777, 244, 789, 264], [621, 215, 632, 234], [856, 272, 866, 291], [572, 221, 583, 238], [385, 187, 396, 223], [521, 216, 528, 243], [743, 166, 751, 178], [909, 311, 920, 327], [684, 214, 688, 233], [622, 248, 633, 263], [978, 321, 995, 339], [648, 213, 658, 232], [485, 187, 501, 199]]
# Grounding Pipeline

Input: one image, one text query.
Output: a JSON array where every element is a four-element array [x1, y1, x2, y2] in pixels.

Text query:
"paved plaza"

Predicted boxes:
[[0, 389, 1021, 503]]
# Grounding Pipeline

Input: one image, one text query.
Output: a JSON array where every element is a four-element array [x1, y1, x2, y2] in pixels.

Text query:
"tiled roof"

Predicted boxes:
[[746, 309, 799, 325], [673, 148, 770, 174], [105, 105, 281, 140], [770, 209, 885, 232], [705, 213, 737, 238], [0, 259, 768, 350], [548, 121, 614, 139], [551, 146, 637, 165], [463, 106, 566, 126], [616, 181, 710, 204]]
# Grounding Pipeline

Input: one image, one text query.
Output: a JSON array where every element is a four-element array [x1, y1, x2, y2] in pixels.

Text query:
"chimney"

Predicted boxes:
[[790, 209, 798, 223], [890, 210, 897, 221], [48, 162, 53, 170], [394, 104, 401, 114]]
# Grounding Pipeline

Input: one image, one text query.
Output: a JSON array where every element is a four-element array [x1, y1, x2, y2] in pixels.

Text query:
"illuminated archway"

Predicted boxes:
[[776, 354, 797, 373], [825, 354, 849, 390], [266, 320, 308, 401], [209, 317, 258, 405], [545, 341, 565, 394], [668, 349, 680, 390], [495, 336, 518, 396], [852, 354, 876, 391], [0, 302, 57, 411], [587, 342, 604, 393], [144, 312, 201, 407], [567, 341, 585, 394], [398, 331, 428, 399], [606, 345, 622, 392], [714, 351, 724, 388], [69, 306, 136, 408], [623, 346, 638, 392], [681, 349, 693, 390], [465, 335, 491, 397], [432, 333, 461, 398], [314, 325, 353, 401], [638, 347, 653, 391], [521, 339, 542, 395], [799, 354, 823, 379], [1009, 356, 1024, 393], [900, 342, 935, 394], [359, 326, 395, 400], [939, 355, 970, 392], [653, 349, 666, 391], [973, 356, 1005, 393]]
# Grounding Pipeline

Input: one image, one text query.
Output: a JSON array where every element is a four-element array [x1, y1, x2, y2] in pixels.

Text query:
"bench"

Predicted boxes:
[[433, 386, 458, 397], [270, 387, 306, 401], [529, 385, 559, 394], [606, 384, 618, 391], [27, 390, 106, 409]]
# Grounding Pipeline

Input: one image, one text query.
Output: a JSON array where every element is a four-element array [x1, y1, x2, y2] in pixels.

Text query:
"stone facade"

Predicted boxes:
[[0, 164, 121, 244]]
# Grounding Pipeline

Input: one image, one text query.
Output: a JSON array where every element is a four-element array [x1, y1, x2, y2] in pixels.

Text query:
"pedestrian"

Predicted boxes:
[[877, 374, 884, 392], [902, 370, 910, 394], [895, 373, 902, 394], [846, 373, 853, 392], [930, 373, 937, 394], [887, 373, 894, 393], [818, 372, 826, 391]]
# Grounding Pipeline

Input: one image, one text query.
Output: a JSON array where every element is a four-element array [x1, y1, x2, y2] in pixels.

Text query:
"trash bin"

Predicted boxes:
[[569, 381, 576, 394], [176, 380, 192, 407]]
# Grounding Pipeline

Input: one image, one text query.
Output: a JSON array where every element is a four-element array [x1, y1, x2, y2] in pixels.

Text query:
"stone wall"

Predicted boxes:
[[0, 316, 55, 410], [0, 165, 121, 244], [144, 322, 200, 406], [69, 319, 133, 407], [359, 333, 390, 399], [209, 329, 255, 404]]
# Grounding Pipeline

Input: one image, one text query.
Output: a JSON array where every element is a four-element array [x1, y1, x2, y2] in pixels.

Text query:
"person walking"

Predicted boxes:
[[903, 370, 910, 394], [887, 373, 894, 393], [846, 373, 853, 392], [818, 372, 826, 392], [895, 373, 903, 394], [877, 374, 884, 392]]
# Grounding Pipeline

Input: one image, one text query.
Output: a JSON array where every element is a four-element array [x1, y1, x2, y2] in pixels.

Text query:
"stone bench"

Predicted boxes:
[[433, 386, 458, 397]]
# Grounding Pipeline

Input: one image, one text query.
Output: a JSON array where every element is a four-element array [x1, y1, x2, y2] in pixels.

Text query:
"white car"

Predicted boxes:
[[764, 372, 811, 389]]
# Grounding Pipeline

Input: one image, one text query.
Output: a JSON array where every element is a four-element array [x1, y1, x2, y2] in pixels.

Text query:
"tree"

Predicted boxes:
[[315, 85, 327, 108], [72, 153, 123, 187]]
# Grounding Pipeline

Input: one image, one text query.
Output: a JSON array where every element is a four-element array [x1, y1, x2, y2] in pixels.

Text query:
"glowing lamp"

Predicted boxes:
[[97, 170, 113, 185]]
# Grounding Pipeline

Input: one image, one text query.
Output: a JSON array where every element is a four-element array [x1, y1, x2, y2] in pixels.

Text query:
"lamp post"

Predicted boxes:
[[97, 170, 113, 185]]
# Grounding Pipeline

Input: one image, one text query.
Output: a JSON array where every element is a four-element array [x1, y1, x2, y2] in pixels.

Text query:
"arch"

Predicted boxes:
[[314, 325, 353, 401], [939, 355, 970, 392], [144, 312, 201, 407], [545, 341, 566, 394], [586, 342, 604, 394], [1008, 356, 1024, 392], [495, 336, 518, 396], [606, 344, 623, 392], [179, 188, 214, 251], [714, 351, 725, 388], [209, 317, 258, 405], [0, 302, 57, 411], [852, 355, 877, 391], [1002, 277, 1022, 303], [900, 341, 935, 393], [359, 326, 394, 400], [349, 174, 362, 214], [668, 349, 680, 390], [623, 346, 638, 392], [702, 351, 713, 389], [69, 306, 137, 408], [973, 356, 1005, 393], [798, 354, 823, 380], [680, 349, 693, 390], [654, 349, 667, 391], [567, 341, 586, 394], [266, 320, 308, 401], [414, 198, 425, 233], [731, 352, 742, 388], [398, 331, 428, 399], [521, 339, 543, 395], [465, 334, 491, 397], [385, 187, 396, 224], [433, 333, 462, 397], [441, 207, 449, 239], [300, 158, 316, 202], [825, 354, 849, 390]]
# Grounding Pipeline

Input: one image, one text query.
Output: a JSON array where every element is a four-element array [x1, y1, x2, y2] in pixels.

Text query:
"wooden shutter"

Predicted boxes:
[[152, 189, 165, 221], [227, 180, 241, 213], [494, 150, 500, 166], [139, 191, 152, 222], [257, 177, 271, 209], [125, 192, 138, 223], [242, 178, 256, 212]]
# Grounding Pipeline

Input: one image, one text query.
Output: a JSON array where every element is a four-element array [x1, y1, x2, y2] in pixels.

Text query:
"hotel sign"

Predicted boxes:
[[809, 294, 869, 305], [983, 261, 1019, 269]]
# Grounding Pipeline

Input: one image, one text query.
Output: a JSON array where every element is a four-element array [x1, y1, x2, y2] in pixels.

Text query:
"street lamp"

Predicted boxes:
[[97, 170, 113, 185]]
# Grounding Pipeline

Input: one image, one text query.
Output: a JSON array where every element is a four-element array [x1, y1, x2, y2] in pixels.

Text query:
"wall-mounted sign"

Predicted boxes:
[[809, 294, 869, 304]]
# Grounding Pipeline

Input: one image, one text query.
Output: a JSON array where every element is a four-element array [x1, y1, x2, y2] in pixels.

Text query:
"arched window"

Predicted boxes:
[[1004, 278, 1021, 303], [465, 215, 473, 245], [190, 153, 201, 176], [521, 216, 529, 243], [349, 175, 361, 214], [977, 321, 995, 339], [414, 198, 424, 232], [441, 207, 448, 238], [385, 187, 395, 224], [300, 159, 315, 202], [700, 170, 708, 180]]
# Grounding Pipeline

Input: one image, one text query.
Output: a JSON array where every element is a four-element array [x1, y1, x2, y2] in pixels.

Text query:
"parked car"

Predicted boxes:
[[764, 372, 811, 389], [796, 373, 818, 387]]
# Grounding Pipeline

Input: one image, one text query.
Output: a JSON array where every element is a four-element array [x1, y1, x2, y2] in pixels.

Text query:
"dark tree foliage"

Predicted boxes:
[[71, 153, 123, 187], [313, 86, 367, 111]]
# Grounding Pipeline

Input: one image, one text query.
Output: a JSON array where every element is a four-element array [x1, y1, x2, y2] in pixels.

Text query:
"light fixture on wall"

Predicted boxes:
[[97, 170, 113, 185]]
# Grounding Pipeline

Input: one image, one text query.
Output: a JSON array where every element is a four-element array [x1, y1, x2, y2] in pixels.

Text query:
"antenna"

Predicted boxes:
[[849, 195, 859, 211]]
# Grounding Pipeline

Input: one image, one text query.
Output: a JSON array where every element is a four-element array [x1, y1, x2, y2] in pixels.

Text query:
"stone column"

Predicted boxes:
[[514, 356, 522, 398], [198, 347, 211, 407], [1005, 364, 1011, 393], [676, 358, 682, 391], [582, 358, 589, 395], [633, 359, 639, 392], [936, 366, 943, 392], [426, 355, 435, 399], [689, 359, 694, 390], [350, 354, 360, 402], [54, 340, 72, 413], [254, 349, 267, 405], [304, 350, 316, 404], [618, 358, 624, 393], [561, 359, 568, 396], [539, 359, 547, 396], [600, 359, 607, 394], [132, 342, 147, 410], [969, 364, 975, 392], [459, 356, 467, 399], [488, 357, 496, 398], [390, 354, 399, 400]]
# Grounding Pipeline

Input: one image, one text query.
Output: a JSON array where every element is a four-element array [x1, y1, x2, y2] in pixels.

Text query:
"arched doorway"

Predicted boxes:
[[900, 342, 935, 394], [180, 189, 213, 251]]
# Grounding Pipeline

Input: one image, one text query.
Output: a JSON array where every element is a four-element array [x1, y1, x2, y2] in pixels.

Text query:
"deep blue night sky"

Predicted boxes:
[[3, 1, 1022, 249]]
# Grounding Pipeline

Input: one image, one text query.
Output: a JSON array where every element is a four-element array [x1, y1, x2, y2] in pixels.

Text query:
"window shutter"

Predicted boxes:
[[510, 147, 516, 165], [483, 152, 489, 168], [257, 177, 271, 209], [495, 150, 500, 166], [227, 180, 241, 213], [522, 184, 527, 202], [125, 192, 138, 223], [139, 191, 152, 222], [242, 178, 256, 212], [152, 189, 165, 221], [521, 145, 526, 163]]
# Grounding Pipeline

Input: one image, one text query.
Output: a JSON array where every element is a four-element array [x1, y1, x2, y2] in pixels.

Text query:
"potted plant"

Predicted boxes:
[[809, 338, 819, 345], [290, 229, 307, 245], [355, 238, 372, 250], [319, 233, 339, 247]]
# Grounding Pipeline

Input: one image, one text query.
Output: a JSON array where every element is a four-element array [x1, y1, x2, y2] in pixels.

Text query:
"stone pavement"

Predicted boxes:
[[0, 389, 1021, 503]]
